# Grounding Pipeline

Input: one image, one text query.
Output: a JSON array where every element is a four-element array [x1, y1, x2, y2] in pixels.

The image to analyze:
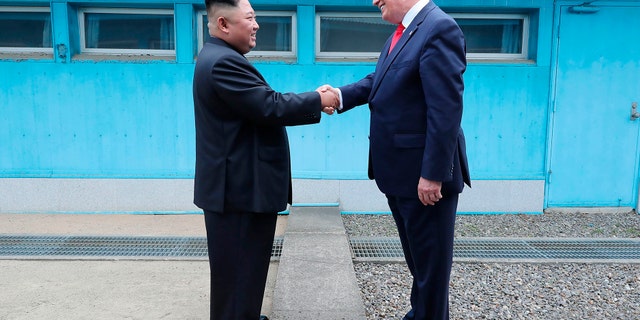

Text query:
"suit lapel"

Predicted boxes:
[[369, 2, 436, 99]]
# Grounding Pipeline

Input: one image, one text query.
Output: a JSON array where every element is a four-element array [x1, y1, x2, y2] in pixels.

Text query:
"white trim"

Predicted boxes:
[[0, 6, 49, 12], [78, 8, 175, 56], [0, 178, 543, 214], [0, 6, 52, 54], [197, 10, 206, 54], [451, 13, 530, 61], [294, 179, 544, 213]]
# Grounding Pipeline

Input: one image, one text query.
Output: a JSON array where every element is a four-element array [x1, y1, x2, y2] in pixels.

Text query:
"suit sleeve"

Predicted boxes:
[[211, 54, 321, 126], [419, 17, 466, 181], [337, 72, 375, 113]]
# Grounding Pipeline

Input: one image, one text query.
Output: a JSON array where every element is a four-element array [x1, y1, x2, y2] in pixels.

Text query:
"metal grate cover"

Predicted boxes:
[[2, 235, 638, 262], [350, 237, 640, 262], [0, 235, 283, 260]]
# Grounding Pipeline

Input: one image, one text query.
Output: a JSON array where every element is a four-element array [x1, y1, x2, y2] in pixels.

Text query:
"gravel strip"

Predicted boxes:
[[355, 262, 640, 320], [343, 211, 640, 238], [344, 211, 640, 319]]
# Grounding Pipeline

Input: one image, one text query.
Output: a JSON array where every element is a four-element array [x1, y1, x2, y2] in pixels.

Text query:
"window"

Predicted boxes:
[[315, 12, 530, 62], [248, 12, 295, 58], [79, 8, 175, 56], [452, 14, 529, 60], [0, 7, 52, 53], [198, 11, 295, 58], [316, 13, 395, 60]]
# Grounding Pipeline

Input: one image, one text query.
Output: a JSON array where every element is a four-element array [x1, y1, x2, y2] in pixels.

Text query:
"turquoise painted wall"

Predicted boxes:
[[0, 0, 554, 180], [1, 62, 195, 177]]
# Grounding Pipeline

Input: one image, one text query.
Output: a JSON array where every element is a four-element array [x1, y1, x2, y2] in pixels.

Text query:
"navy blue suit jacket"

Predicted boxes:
[[193, 37, 321, 213], [339, 1, 470, 198]]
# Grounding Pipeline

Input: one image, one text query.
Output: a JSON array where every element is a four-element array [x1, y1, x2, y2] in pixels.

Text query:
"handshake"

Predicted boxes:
[[315, 85, 340, 115]]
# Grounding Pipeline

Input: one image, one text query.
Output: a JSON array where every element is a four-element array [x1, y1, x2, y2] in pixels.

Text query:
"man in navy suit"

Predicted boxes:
[[323, 0, 470, 318], [193, 0, 337, 319]]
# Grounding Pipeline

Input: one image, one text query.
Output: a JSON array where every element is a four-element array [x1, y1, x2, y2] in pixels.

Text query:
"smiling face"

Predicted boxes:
[[372, 0, 416, 25], [208, 0, 259, 54]]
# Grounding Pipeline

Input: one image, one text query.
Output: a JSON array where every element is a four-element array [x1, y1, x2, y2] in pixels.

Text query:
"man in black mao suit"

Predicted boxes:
[[192, 0, 337, 319], [322, 0, 470, 318]]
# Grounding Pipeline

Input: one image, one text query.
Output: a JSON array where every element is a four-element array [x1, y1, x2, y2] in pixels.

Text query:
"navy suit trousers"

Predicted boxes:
[[386, 193, 458, 320]]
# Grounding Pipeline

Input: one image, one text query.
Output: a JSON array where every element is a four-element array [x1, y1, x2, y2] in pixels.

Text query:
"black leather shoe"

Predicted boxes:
[[259, 316, 269, 320]]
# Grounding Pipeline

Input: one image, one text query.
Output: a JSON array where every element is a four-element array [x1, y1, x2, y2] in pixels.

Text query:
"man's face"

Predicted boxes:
[[372, 0, 411, 24], [224, 0, 259, 54]]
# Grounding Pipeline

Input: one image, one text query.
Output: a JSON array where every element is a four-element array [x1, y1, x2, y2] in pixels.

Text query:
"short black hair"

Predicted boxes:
[[205, 0, 239, 10]]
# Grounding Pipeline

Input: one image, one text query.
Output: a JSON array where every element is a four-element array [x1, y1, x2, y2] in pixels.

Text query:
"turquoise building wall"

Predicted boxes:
[[4, 0, 635, 214], [1, 0, 553, 178]]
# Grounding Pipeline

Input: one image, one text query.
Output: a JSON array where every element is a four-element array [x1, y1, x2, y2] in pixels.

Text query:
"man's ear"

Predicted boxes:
[[217, 16, 229, 34]]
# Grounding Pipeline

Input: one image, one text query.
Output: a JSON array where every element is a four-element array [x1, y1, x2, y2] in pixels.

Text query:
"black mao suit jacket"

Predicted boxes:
[[193, 37, 321, 214]]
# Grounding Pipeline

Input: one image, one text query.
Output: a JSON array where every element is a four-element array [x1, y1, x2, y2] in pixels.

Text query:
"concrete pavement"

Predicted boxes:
[[0, 207, 365, 320]]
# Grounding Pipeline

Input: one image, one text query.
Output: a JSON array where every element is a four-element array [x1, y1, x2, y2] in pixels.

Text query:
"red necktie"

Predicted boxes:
[[388, 24, 405, 53]]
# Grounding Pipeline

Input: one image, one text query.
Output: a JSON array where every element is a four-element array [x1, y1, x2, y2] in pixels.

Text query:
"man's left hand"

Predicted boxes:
[[418, 178, 442, 206]]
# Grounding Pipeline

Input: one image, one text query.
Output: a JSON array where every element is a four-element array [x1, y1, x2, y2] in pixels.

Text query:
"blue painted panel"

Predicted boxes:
[[463, 65, 549, 179], [1, 62, 195, 177], [296, 5, 315, 65], [265, 64, 375, 179], [262, 63, 550, 179], [0, 0, 555, 182], [175, 3, 196, 63], [0, 57, 551, 181], [547, 4, 640, 207], [51, 2, 71, 63]]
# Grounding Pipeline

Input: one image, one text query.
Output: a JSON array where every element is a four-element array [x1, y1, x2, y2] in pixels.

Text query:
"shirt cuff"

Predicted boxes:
[[336, 88, 344, 110]]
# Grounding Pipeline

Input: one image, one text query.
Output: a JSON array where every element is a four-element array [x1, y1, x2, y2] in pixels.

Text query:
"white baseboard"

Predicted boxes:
[[0, 178, 544, 214]]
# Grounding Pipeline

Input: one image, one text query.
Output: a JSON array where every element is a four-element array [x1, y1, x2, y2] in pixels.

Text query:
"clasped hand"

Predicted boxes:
[[315, 84, 340, 115]]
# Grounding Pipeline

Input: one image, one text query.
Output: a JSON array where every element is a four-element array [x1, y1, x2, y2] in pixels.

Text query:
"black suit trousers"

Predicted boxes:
[[386, 193, 458, 320], [203, 210, 277, 320]]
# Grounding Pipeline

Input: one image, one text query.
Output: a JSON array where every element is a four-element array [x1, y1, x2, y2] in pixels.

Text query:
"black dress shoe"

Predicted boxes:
[[259, 316, 269, 320]]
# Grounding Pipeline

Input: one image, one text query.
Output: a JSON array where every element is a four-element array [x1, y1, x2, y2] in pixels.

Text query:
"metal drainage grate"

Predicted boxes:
[[3, 235, 638, 262], [350, 237, 640, 262], [0, 235, 283, 260]]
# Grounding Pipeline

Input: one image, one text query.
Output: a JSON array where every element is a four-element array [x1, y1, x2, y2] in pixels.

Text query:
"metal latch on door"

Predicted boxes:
[[631, 102, 640, 120]]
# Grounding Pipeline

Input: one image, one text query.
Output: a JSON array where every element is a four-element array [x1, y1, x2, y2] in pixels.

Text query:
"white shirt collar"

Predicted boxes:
[[402, 0, 430, 29]]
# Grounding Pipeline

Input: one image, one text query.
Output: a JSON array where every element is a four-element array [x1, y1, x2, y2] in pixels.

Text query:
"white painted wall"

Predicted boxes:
[[0, 178, 544, 214]]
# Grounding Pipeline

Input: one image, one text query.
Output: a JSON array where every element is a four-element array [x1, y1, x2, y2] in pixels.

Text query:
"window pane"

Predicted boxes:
[[0, 11, 51, 48], [456, 18, 523, 54], [202, 14, 292, 52], [320, 16, 395, 53], [254, 16, 291, 51], [84, 13, 174, 50]]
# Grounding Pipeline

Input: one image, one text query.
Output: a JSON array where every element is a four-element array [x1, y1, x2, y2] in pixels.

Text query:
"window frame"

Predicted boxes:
[[315, 12, 393, 60], [197, 10, 297, 59], [197, 9, 207, 54], [0, 6, 52, 54], [451, 13, 530, 61], [78, 7, 176, 56]]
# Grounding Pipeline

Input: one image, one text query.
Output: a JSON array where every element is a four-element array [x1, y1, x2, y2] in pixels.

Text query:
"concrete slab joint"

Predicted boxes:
[[272, 206, 366, 320]]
